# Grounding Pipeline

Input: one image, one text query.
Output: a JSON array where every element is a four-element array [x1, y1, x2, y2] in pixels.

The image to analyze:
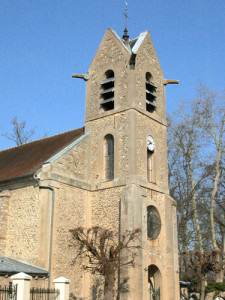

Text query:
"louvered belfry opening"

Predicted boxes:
[[100, 70, 114, 111], [146, 72, 157, 112], [104, 134, 114, 181]]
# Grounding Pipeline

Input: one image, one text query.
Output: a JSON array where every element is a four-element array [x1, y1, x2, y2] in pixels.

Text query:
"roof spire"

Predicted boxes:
[[123, 1, 129, 41]]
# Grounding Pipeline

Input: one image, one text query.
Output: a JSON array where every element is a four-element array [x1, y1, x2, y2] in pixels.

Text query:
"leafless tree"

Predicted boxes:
[[69, 226, 141, 300], [181, 250, 224, 300], [168, 83, 225, 287], [168, 105, 205, 253], [193, 83, 225, 282], [2, 116, 35, 145]]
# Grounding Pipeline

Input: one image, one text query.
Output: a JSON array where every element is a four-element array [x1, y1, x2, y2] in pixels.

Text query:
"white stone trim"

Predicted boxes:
[[132, 31, 148, 54], [11, 272, 32, 280], [54, 277, 70, 300], [11, 272, 32, 300], [53, 277, 70, 283], [110, 28, 132, 54]]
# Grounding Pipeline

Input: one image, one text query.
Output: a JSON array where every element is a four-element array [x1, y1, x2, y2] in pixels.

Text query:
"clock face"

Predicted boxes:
[[147, 135, 155, 152]]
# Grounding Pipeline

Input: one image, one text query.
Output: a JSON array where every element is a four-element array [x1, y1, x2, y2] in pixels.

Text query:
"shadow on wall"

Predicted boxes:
[[69, 278, 104, 300], [117, 276, 130, 298], [69, 295, 85, 300], [91, 278, 104, 300], [69, 276, 130, 299]]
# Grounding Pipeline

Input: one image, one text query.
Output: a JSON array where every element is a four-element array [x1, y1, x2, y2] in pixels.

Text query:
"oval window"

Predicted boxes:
[[147, 206, 161, 239]]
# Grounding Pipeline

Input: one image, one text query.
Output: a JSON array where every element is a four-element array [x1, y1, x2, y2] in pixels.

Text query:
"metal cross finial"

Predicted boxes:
[[124, 1, 128, 29], [123, 1, 129, 41]]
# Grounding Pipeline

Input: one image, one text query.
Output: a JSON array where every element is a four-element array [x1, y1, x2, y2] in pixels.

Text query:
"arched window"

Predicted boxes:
[[147, 206, 161, 240], [147, 150, 154, 182], [147, 135, 155, 182], [104, 134, 114, 181], [148, 265, 161, 300], [100, 70, 114, 111], [146, 72, 157, 112]]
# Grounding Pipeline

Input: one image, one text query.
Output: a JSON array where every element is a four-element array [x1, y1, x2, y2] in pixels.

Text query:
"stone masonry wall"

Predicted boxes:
[[90, 187, 122, 299], [146, 189, 166, 262], [145, 189, 179, 300], [136, 112, 168, 188], [52, 135, 88, 182], [4, 186, 40, 265], [91, 187, 122, 231], [135, 33, 165, 122], [86, 29, 129, 121], [51, 182, 122, 299], [0, 191, 10, 255], [52, 183, 89, 299], [87, 113, 129, 183]]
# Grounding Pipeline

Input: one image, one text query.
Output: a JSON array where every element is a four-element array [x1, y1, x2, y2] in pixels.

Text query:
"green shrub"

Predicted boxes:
[[205, 282, 225, 293]]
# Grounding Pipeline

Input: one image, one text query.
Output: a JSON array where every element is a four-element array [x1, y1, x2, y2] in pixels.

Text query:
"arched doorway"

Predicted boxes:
[[148, 265, 161, 300]]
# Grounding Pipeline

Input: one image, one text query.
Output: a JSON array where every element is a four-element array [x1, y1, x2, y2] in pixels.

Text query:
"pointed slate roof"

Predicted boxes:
[[0, 127, 85, 182], [0, 257, 48, 276], [110, 28, 148, 54]]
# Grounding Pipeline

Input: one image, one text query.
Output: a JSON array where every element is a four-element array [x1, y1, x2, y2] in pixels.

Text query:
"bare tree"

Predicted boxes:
[[168, 107, 205, 253], [2, 116, 35, 146], [194, 83, 225, 281], [69, 226, 141, 300], [181, 250, 224, 300], [168, 83, 225, 288]]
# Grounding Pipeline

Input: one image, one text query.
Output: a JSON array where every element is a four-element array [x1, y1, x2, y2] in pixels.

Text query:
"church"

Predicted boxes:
[[0, 27, 180, 299]]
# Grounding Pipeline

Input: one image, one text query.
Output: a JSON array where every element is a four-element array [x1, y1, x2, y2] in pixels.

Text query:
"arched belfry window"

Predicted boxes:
[[146, 72, 157, 112], [104, 134, 114, 181], [147, 206, 161, 240], [100, 70, 114, 111]]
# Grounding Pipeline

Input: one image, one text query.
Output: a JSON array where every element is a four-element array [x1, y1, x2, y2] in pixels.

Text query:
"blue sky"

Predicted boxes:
[[0, 0, 224, 150]]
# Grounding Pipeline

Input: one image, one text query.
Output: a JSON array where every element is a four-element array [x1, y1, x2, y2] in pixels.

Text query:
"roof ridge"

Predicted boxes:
[[129, 37, 138, 42], [0, 126, 84, 154], [108, 28, 149, 55], [0, 257, 48, 271], [132, 31, 149, 54], [109, 28, 132, 54]]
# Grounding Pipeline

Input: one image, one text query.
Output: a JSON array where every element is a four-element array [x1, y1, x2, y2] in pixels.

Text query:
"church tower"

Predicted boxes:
[[73, 28, 179, 300]]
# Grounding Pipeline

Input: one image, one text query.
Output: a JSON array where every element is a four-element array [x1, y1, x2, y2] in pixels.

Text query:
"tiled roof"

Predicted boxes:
[[0, 127, 85, 181], [0, 257, 48, 276]]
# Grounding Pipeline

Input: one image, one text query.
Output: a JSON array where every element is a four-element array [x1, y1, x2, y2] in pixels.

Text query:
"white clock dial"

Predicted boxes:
[[147, 135, 155, 151]]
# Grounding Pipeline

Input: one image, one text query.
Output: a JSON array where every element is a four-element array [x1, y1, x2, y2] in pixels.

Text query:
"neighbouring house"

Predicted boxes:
[[0, 27, 180, 299]]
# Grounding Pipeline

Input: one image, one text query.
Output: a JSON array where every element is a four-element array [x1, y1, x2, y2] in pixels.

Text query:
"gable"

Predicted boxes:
[[0, 127, 84, 181], [88, 28, 131, 72], [135, 32, 163, 75], [88, 28, 154, 73]]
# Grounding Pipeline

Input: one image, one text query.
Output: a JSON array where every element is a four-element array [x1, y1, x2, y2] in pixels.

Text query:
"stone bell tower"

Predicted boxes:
[[73, 28, 180, 300]]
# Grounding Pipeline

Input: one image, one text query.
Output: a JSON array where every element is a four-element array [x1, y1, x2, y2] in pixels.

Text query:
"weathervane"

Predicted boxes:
[[123, 1, 129, 41]]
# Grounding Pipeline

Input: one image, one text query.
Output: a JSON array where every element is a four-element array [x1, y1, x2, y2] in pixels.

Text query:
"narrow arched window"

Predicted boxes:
[[104, 134, 114, 181], [147, 150, 153, 182], [147, 135, 155, 182], [146, 72, 157, 112], [100, 70, 114, 111]]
